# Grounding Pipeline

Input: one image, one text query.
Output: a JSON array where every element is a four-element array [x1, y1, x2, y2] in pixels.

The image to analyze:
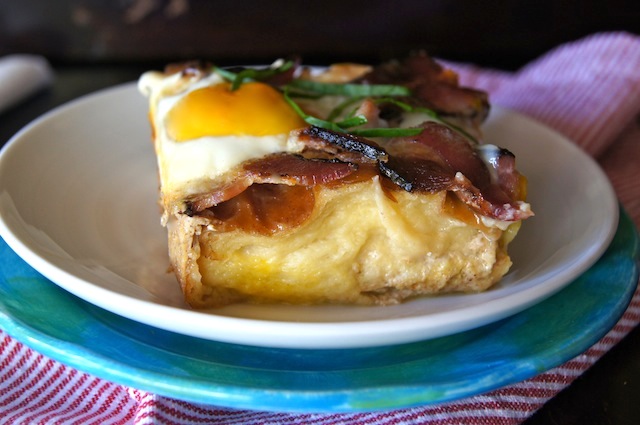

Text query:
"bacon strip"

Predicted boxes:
[[297, 124, 532, 222], [483, 146, 525, 202], [385, 122, 532, 221], [243, 153, 357, 186], [361, 52, 489, 126], [378, 156, 453, 192], [300, 126, 388, 162], [201, 184, 315, 235], [387, 122, 490, 185], [185, 153, 357, 214]]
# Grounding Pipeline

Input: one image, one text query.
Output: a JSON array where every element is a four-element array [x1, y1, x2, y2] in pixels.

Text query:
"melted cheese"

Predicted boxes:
[[189, 178, 510, 307]]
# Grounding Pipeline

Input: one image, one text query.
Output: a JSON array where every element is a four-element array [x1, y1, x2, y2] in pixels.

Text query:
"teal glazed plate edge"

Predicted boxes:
[[0, 209, 638, 413]]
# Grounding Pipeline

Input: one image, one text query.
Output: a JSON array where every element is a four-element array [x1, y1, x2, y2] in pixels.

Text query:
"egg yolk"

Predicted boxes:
[[166, 82, 306, 141]]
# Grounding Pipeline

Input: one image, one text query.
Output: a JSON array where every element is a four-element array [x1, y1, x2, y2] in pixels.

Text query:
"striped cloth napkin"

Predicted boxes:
[[1, 31, 640, 424]]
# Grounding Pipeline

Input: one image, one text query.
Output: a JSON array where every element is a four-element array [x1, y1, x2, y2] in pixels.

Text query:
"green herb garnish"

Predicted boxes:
[[373, 99, 479, 143], [287, 79, 411, 97], [215, 61, 475, 142], [327, 96, 364, 121], [335, 115, 368, 129], [349, 127, 422, 137], [283, 87, 345, 132], [214, 60, 294, 91], [283, 87, 422, 137]]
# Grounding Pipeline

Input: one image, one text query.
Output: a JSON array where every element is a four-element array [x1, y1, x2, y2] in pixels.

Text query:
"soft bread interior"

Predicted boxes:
[[168, 176, 518, 308]]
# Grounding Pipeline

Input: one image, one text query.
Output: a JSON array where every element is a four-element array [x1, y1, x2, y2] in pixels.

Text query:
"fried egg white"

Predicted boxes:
[[138, 69, 308, 203]]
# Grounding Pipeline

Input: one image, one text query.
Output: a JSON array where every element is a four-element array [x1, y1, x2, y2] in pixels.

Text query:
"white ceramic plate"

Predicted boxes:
[[0, 83, 618, 349]]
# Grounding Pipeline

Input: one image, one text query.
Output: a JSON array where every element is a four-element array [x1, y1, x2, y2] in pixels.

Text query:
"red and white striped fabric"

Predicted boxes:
[[2, 31, 640, 424]]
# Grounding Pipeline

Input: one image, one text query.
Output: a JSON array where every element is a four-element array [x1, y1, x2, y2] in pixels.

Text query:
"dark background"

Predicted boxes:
[[1, 0, 639, 70]]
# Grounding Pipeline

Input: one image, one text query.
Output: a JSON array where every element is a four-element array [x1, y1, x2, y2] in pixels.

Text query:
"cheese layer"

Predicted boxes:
[[175, 178, 514, 307]]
